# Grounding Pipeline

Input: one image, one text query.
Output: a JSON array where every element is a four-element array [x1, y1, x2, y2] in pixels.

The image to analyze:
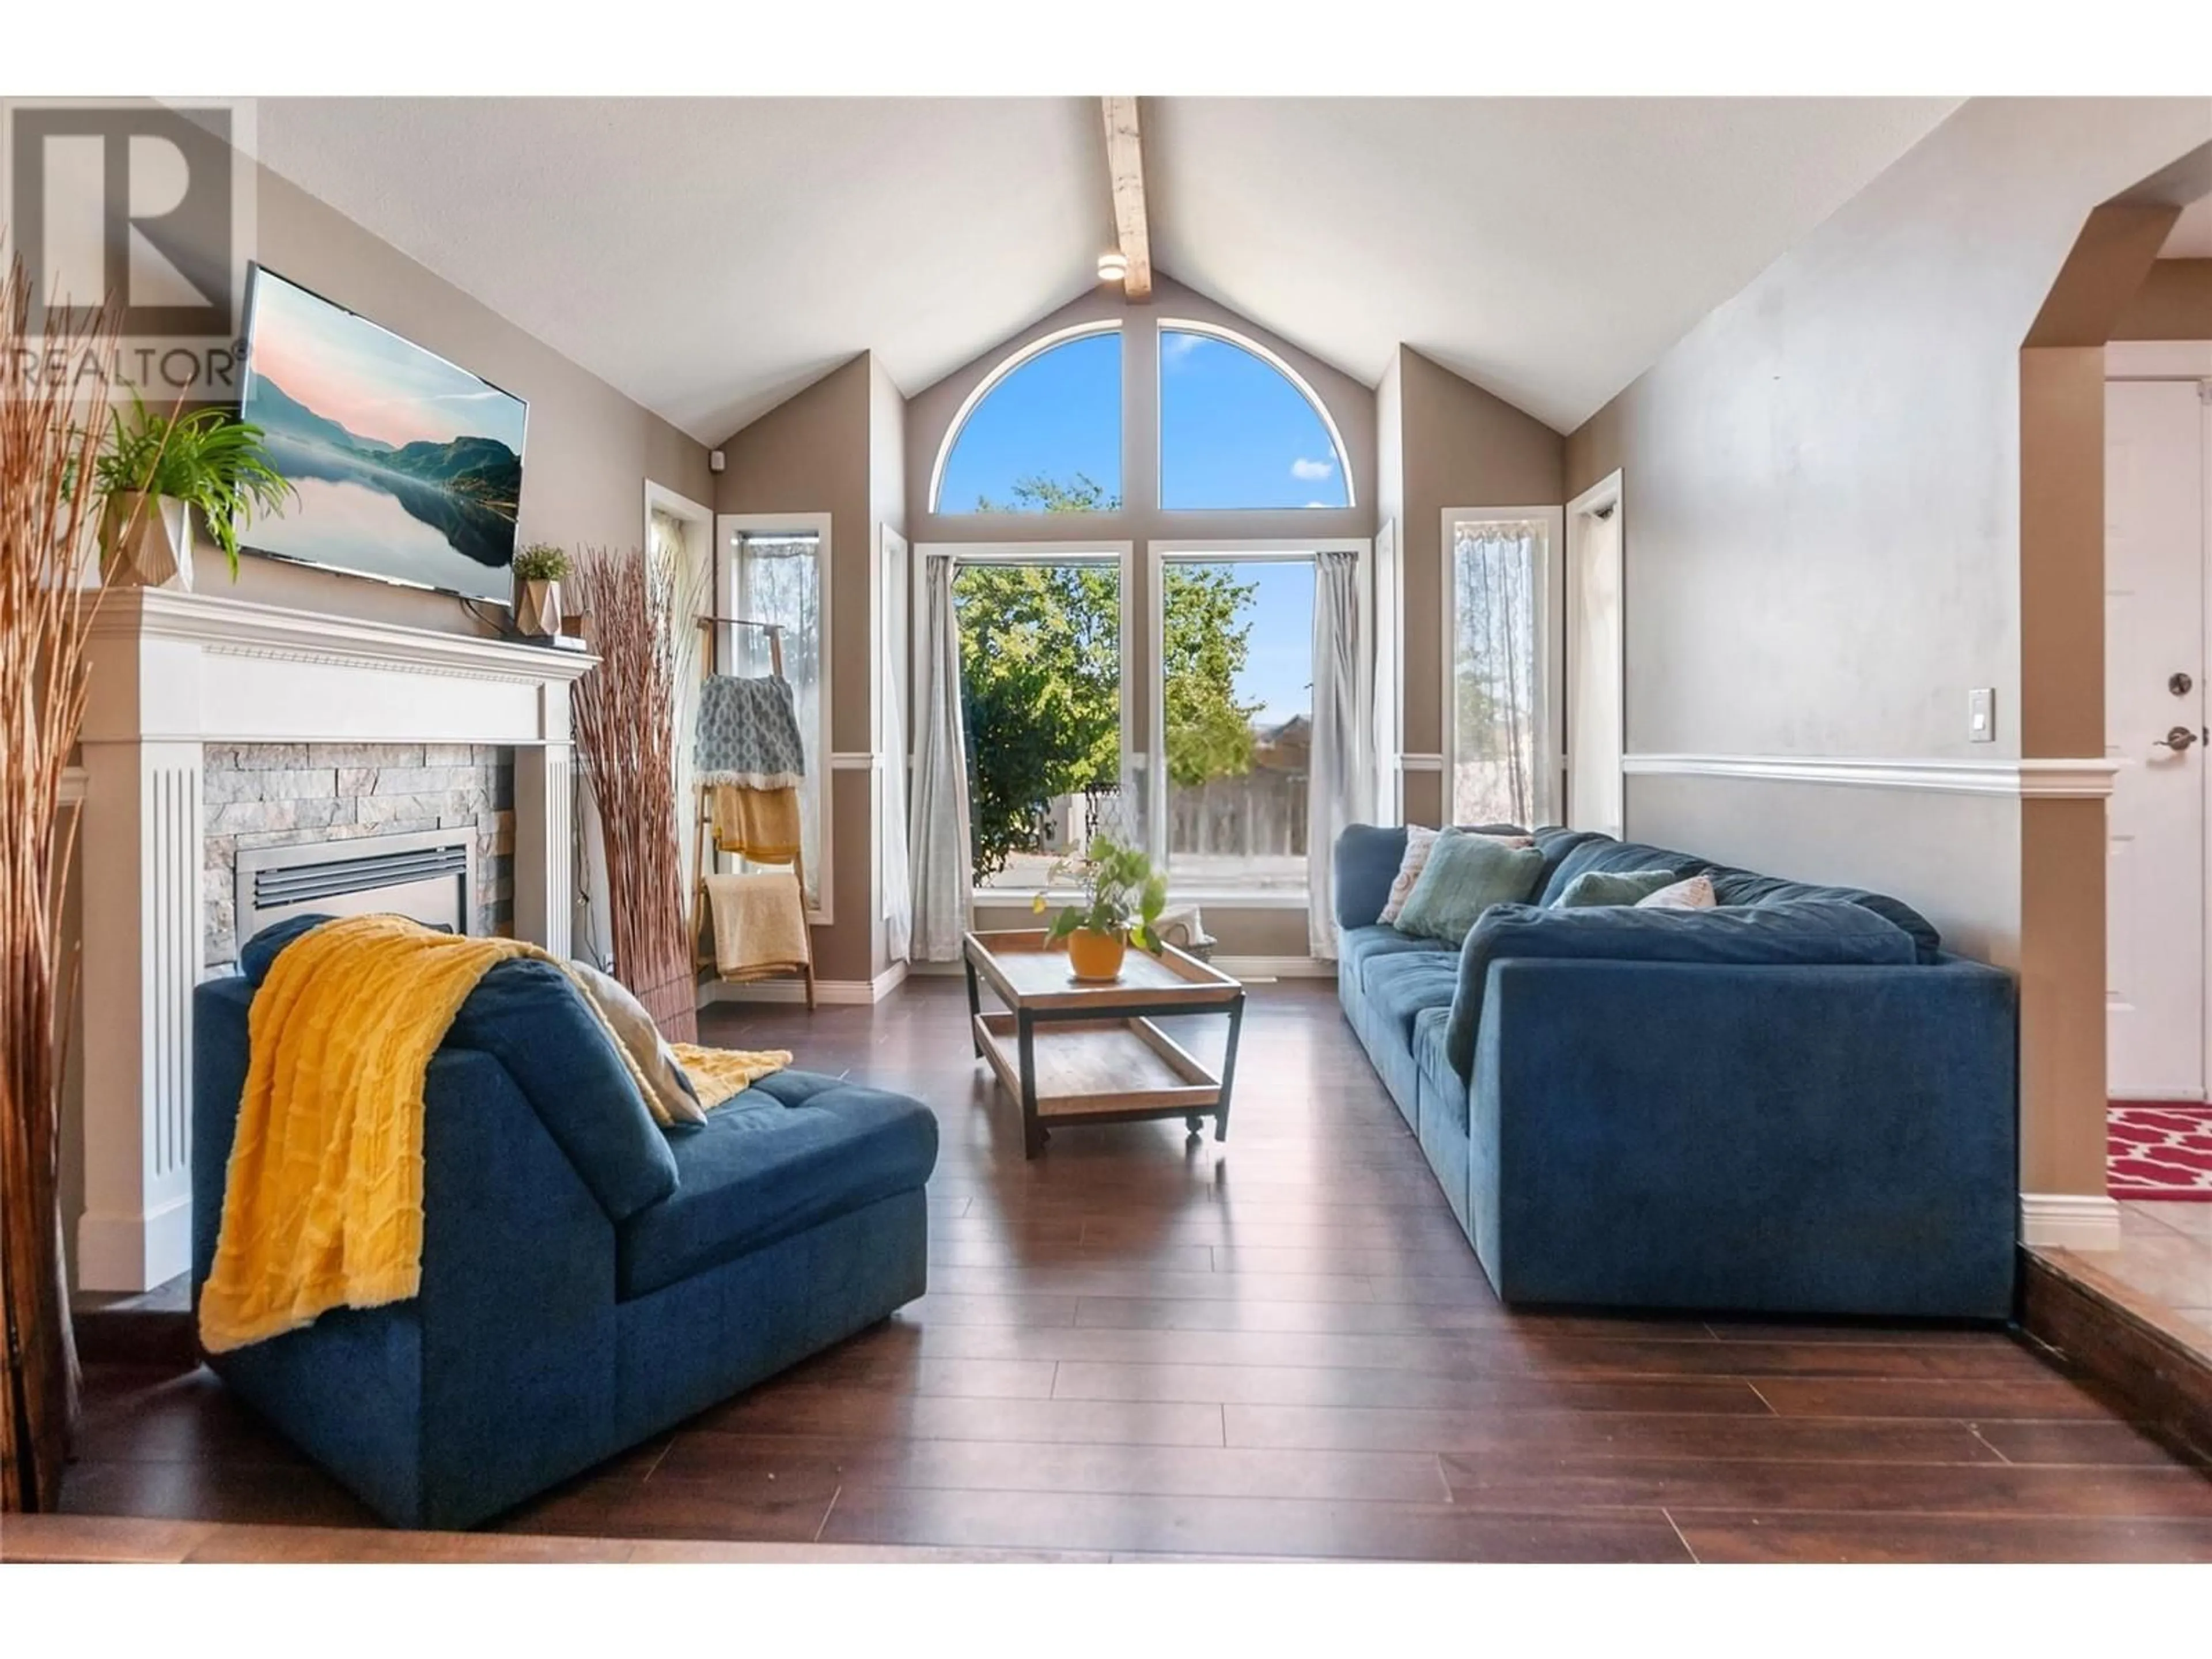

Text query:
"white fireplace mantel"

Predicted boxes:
[[77, 588, 598, 1292]]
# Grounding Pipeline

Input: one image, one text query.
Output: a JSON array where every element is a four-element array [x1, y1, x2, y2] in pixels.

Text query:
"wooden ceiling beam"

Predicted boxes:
[[1100, 96, 1153, 302]]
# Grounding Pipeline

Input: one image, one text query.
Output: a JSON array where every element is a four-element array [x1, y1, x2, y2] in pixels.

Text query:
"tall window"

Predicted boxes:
[[1447, 515, 1554, 829], [934, 328, 1122, 514], [953, 555, 1124, 889], [1160, 555, 1315, 895], [724, 525, 827, 910], [1160, 327, 1350, 510]]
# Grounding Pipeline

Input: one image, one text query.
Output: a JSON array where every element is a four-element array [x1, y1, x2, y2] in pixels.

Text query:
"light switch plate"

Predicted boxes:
[[1968, 687, 1995, 744]]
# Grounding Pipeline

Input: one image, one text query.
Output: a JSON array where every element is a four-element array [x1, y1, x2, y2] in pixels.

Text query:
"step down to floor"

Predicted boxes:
[[2020, 1246, 2212, 1464], [72, 1275, 196, 1369]]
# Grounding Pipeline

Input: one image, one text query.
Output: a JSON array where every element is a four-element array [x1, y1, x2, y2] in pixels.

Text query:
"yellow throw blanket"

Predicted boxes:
[[670, 1043, 791, 1110], [198, 915, 775, 1355], [709, 783, 802, 862]]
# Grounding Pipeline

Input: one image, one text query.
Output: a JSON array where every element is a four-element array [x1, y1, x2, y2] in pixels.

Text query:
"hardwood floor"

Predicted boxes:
[[52, 978, 2212, 1562]]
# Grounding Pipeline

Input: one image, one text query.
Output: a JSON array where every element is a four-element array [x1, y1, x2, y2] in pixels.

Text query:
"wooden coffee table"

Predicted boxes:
[[962, 929, 1247, 1159]]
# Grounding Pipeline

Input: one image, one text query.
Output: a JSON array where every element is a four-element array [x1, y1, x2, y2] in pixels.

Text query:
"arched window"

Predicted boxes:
[[931, 325, 1122, 514], [1159, 325, 1351, 510]]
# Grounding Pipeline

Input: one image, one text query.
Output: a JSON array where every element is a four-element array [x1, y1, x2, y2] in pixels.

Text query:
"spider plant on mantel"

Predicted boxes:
[[93, 394, 293, 589], [1032, 832, 1169, 983]]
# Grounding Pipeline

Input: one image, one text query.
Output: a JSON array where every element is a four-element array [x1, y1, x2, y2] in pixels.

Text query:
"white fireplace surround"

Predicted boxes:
[[77, 588, 597, 1292]]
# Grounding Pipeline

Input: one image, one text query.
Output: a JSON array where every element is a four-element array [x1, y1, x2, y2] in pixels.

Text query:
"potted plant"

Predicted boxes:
[[93, 395, 293, 589], [1033, 832, 1168, 982], [513, 542, 570, 637]]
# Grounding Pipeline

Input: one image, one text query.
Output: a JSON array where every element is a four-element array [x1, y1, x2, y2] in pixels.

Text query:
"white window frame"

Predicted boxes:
[[919, 540, 1135, 903], [1440, 506, 1565, 831], [715, 510, 834, 924], [1147, 537, 1369, 907], [1155, 320, 1358, 512], [926, 321, 1124, 514]]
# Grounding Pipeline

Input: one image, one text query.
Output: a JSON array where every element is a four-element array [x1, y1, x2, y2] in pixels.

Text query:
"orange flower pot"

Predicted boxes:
[[1066, 927, 1127, 982]]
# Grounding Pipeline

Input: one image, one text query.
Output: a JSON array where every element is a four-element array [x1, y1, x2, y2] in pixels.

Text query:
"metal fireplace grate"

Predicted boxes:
[[236, 827, 476, 948]]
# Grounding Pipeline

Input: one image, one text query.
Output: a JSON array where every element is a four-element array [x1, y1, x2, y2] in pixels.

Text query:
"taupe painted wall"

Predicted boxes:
[[234, 168, 711, 630], [2112, 258, 2212, 340], [1560, 97, 2212, 1200], [1382, 346, 1567, 827]]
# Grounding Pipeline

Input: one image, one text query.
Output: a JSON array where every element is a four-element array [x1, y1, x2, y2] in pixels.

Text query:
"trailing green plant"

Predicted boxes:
[[513, 541, 571, 582], [93, 394, 294, 577], [1032, 832, 1167, 951]]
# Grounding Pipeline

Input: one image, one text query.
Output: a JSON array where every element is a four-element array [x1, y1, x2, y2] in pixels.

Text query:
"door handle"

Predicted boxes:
[[2154, 725, 2202, 752]]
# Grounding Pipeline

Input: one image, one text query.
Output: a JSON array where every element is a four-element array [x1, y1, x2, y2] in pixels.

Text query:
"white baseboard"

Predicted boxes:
[[2020, 1192, 2123, 1252], [1213, 955, 1335, 980], [699, 960, 908, 1007], [2111, 1090, 2207, 1104], [75, 1195, 192, 1294]]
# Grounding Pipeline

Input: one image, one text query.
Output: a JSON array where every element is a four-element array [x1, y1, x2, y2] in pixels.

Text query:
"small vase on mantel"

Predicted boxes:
[[514, 578, 563, 638], [97, 491, 194, 590]]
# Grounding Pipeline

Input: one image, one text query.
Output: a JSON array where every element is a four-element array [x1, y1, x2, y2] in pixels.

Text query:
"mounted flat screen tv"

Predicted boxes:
[[237, 264, 528, 603]]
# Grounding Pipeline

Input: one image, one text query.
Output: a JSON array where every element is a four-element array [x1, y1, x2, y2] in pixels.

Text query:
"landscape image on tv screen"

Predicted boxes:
[[238, 266, 528, 603]]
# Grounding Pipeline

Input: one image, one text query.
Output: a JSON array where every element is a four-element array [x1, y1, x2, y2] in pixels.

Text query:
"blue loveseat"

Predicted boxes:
[[190, 918, 938, 1529], [1334, 826, 2017, 1319]]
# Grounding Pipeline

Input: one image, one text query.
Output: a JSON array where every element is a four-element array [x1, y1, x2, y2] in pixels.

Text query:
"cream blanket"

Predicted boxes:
[[704, 869, 813, 977]]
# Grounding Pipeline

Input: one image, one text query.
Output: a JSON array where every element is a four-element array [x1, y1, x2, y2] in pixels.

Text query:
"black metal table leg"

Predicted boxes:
[[964, 952, 983, 1057], [1214, 991, 1245, 1142]]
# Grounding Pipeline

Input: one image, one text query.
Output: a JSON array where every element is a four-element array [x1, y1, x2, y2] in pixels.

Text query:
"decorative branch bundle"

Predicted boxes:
[[1, 256, 122, 1511], [569, 543, 696, 1043]]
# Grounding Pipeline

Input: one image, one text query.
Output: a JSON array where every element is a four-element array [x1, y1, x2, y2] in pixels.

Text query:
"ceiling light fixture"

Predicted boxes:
[[1097, 249, 1129, 285]]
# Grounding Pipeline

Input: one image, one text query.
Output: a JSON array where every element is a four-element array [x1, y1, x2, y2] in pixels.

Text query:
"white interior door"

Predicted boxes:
[[1566, 478, 1625, 839], [2107, 378, 2208, 1101]]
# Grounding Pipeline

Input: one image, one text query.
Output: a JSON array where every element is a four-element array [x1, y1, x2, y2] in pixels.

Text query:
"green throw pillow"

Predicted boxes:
[[1393, 830, 1546, 945], [1554, 868, 1681, 909]]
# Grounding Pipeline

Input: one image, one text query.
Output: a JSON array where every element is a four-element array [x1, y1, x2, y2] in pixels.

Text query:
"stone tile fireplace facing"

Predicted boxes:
[[79, 589, 595, 1293], [203, 743, 515, 967]]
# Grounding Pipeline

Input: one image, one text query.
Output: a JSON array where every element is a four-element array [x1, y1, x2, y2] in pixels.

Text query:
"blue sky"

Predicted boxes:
[[937, 332, 1122, 510], [935, 329, 1348, 513], [1185, 559, 1313, 728], [1159, 332, 1347, 511]]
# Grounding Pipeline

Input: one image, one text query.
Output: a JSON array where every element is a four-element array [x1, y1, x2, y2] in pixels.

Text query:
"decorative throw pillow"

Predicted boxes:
[[566, 960, 707, 1128], [1380, 828, 1535, 927], [1555, 868, 1682, 909], [1636, 874, 1718, 911], [1393, 831, 1547, 946], [1378, 825, 1442, 926]]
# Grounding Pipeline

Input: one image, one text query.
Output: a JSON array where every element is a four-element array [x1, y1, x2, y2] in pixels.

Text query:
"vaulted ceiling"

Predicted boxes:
[[253, 96, 1959, 444], [2164, 193, 2212, 257]]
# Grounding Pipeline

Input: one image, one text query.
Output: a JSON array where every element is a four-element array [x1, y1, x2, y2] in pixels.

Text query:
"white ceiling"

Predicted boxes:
[[255, 99, 1105, 442], [254, 96, 1957, 442], [1147, 98, 1957, 431], [2163, 194, 2212, 257]]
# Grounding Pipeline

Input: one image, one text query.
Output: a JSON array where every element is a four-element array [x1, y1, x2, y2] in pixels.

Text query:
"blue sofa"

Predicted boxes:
[[190, 916, 939, 1529], [1334, 825, 2017, 1319]]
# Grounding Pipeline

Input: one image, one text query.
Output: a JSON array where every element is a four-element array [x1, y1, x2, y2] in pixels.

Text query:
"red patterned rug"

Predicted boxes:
[[2109, 1102, 2212, 1200]]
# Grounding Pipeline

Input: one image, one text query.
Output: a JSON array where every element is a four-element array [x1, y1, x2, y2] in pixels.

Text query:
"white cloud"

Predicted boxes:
[[1161, 332, 1208, 368], [1290, 456, 1336, 481], [1304, 501, 1332, 509]]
